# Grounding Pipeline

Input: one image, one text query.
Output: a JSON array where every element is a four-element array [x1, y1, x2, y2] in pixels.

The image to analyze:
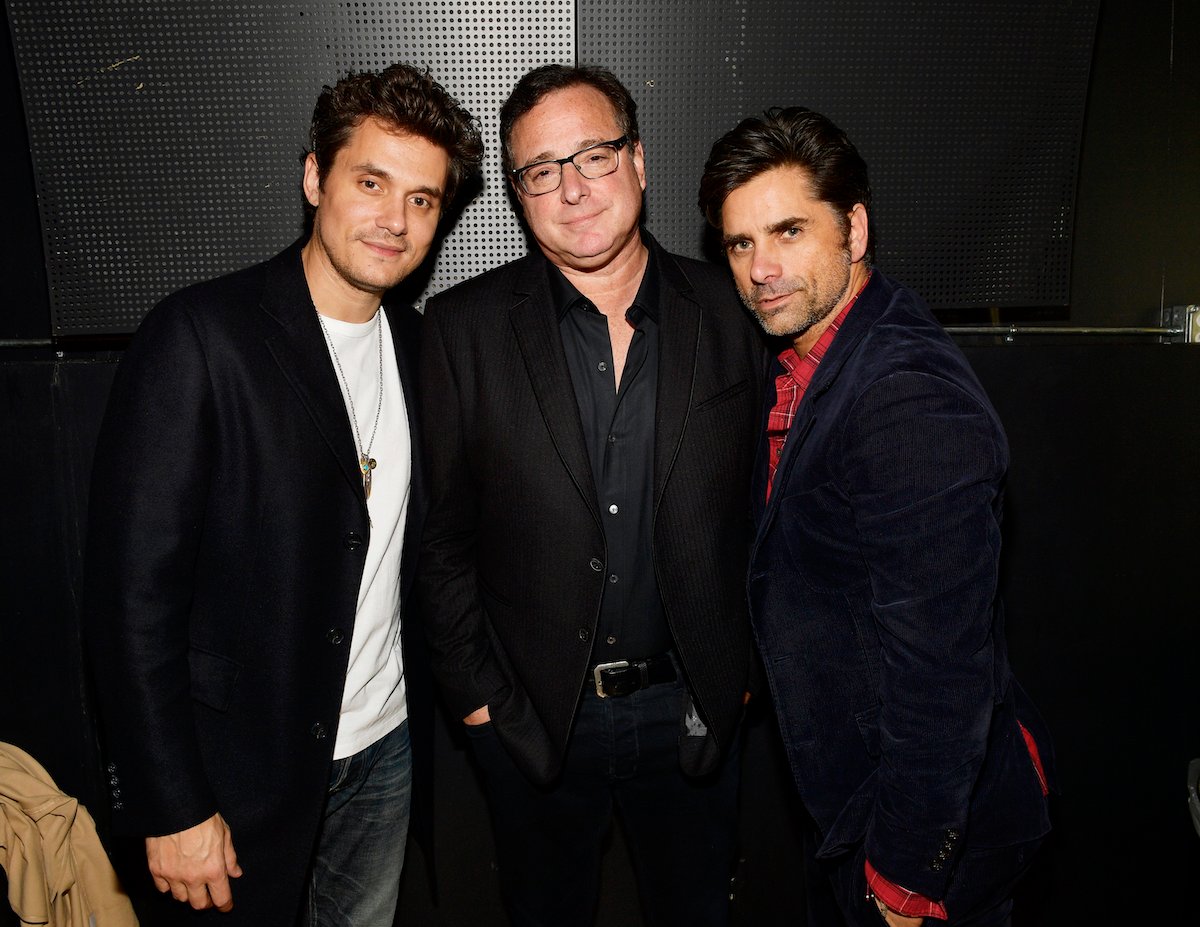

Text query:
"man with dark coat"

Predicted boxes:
[[84, 64, 481, 925], [698, 107, 1055, 927], [418, 64, 763, 927]]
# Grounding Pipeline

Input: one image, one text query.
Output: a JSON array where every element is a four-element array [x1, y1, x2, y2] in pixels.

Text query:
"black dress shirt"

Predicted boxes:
[[551, 248, 672, 663]]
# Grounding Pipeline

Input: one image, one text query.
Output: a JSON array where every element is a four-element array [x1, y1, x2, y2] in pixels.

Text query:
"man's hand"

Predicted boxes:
[[876, 901, 924, 927], [145, 812, 242, 911], [463, 705, 491, 725]]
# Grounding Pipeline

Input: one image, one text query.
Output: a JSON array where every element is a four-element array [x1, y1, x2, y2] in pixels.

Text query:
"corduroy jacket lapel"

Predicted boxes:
[[754, 272, 886, 543]]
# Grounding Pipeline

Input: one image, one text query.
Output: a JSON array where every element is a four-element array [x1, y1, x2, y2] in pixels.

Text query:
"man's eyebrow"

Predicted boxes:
[[720, 215, 810, 249], [351, 160, 391, 179], [350, 162, 443, 198], [517, 138, 609, 167], [768, 216, 809, 235]]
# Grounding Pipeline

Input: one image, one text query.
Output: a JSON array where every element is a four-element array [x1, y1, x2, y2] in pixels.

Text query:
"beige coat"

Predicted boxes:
[[0, 742, 137, 926]]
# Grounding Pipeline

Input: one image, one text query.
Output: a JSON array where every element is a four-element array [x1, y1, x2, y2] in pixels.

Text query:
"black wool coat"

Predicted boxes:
[[84, 241, 432, 924]]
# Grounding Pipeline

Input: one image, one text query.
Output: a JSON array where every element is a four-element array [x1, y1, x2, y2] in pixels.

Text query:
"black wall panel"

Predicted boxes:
[[8, 0, 1097, 338], [5, 0, 572, 337], [0, 8, 48, 341], [579, 0, 1099, 309]]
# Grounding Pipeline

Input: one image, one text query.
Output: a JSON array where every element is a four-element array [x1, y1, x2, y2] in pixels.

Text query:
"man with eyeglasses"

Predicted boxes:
[[418, 64, 764, 926]]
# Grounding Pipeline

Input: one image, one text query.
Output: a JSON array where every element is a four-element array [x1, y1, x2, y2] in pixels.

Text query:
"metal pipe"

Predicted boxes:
[[945, 325, 1184, 336]]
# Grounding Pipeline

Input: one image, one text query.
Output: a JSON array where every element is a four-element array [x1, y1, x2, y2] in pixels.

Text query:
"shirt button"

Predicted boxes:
[[597, 361, 608, 372], [311, 722, 328, 740], [607, 434, 617, 444], [606, 635, 617, 644], [344, 532, 364, 551], [608, 504, 618, 514], [578, 628, 590, 642], [326, 628, 345, 645], [609, 574, 619, 584], [589, 558, 603, 572]]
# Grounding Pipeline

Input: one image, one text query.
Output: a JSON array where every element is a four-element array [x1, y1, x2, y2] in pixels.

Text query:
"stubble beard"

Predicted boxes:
[[738, 248, 852, 339], [318, 221, 416, 298]]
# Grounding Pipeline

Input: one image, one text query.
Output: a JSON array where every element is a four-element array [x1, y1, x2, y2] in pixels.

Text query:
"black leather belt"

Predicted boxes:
[[591, 653, 676, 698]]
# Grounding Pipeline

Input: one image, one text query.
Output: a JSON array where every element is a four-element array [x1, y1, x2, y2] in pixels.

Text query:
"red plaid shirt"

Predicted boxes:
[[765, 278, 868, 500]]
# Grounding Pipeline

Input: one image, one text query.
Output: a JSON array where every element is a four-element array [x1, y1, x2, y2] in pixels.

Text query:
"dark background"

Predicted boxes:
[[2, 0, 1198, 924]]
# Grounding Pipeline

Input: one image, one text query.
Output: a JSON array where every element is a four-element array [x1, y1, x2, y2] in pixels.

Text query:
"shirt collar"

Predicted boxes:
[[547, 236, 660, 324]]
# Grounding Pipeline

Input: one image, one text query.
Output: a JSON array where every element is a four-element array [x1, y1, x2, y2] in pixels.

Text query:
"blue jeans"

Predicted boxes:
[[305, 719, 411, 927], [466, 675, 740, 927]]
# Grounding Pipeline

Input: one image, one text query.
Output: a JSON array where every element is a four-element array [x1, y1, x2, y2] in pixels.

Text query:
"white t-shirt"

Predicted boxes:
[[318, 309, 411, 760]]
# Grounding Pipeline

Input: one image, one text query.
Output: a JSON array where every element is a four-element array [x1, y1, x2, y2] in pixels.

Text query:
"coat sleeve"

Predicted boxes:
[[415, 301, 510, 721], [84, 295, 220, 837], [841, 369, 1006, 899]]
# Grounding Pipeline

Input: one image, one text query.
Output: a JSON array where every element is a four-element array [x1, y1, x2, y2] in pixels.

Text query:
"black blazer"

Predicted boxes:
[[418, 236, 763, 786], [84, 241, 431, 924]]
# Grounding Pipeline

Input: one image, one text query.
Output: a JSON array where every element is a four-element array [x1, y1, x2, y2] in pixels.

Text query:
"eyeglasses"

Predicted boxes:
[[510, 136, 630, 196]]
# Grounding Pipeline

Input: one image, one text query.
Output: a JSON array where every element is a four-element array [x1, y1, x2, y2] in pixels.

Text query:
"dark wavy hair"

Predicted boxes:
[[698, 106, 874, 264], [499, 64, 640, 173], [308, 63, 482, 208]]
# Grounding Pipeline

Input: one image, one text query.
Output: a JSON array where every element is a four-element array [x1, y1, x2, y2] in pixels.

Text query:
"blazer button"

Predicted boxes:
[[311, 722, 328, 740], [326, 628, 345, 645], [578, 628, 590, 642], [589, 558, 603, 572], [344, 532, 364, 551]]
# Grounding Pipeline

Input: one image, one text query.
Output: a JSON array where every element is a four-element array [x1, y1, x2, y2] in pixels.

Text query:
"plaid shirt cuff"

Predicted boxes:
[[865, 859, 948, 920]]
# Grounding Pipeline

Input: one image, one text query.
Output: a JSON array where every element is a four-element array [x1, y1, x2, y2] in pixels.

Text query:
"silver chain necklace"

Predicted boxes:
[[317, 308, 384, 499]]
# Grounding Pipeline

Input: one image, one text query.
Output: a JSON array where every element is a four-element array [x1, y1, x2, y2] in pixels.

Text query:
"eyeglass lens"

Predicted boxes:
[[519, 142, 622, 195]]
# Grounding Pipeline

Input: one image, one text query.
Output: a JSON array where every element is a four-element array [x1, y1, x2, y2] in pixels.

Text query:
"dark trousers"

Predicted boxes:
[[466, 675, 740, 927]]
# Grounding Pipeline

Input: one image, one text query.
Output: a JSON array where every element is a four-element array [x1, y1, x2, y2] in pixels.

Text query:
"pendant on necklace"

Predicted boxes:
[[360, 454, 377, 499]]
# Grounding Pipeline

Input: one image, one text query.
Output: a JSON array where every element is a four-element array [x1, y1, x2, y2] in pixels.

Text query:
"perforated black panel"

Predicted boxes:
[[580, 0, 1099, 309], [8, 1, 1098, 332], [6, 0, 572, 335]]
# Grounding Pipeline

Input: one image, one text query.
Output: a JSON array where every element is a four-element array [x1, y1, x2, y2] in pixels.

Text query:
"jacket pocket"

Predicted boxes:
[[693, 378, 749, 413], [188, 646, 242, 712]]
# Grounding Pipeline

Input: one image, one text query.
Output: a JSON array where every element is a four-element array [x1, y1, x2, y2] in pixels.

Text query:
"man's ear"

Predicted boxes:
[[631, 140, 647, 192], [302, 152, 321, 209], [847, 203, 869, 263]]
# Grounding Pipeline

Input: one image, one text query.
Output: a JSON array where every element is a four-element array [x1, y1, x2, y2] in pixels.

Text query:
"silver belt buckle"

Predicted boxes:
[[592, 660, 630, 698]]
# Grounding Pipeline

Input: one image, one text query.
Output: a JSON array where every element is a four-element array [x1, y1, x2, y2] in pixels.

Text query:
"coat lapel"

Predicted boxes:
[[384, 301, 424, 598], [258, 243, 367, 510], [653, 246, 701, 507], [508, 257, 600, 519]]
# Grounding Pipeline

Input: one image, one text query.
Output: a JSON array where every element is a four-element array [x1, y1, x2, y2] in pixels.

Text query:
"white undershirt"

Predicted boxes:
[[318, 309, 411, 760]]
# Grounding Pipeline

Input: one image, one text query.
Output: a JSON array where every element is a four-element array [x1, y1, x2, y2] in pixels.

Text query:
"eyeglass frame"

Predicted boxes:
[[508, 136, 631, 196]]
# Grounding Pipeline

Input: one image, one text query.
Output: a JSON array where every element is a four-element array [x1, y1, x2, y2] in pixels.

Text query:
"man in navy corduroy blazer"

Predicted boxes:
[[698, 107, 1055, 927]]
